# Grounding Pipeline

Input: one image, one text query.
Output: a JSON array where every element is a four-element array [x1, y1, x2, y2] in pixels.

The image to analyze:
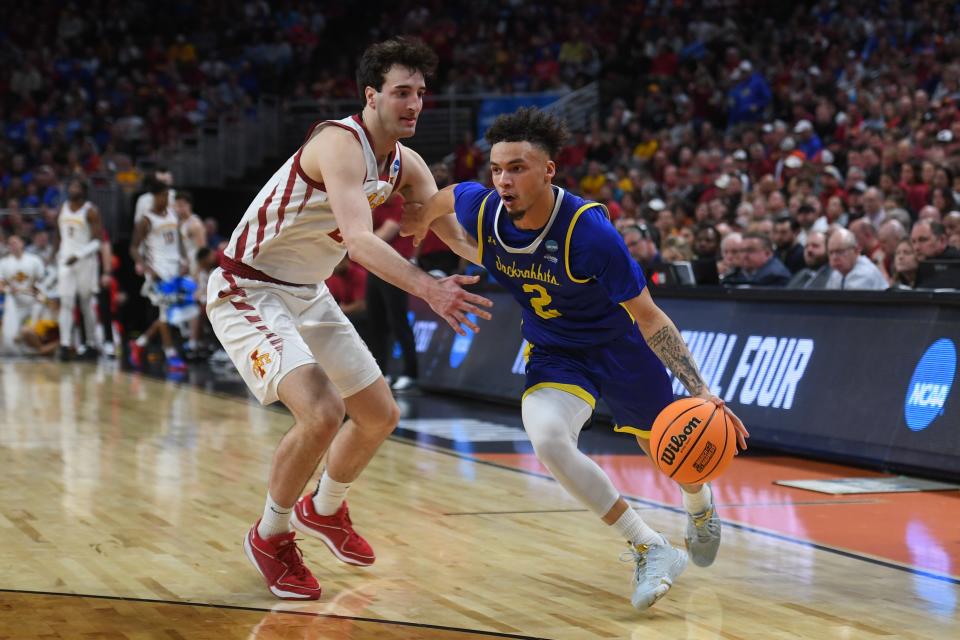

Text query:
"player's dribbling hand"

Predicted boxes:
[[700, 394, 750, 453], [427, 274, 493, 336]]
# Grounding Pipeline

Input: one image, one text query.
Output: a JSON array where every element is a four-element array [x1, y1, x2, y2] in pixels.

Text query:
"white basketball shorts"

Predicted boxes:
[[206, 267, 380, 405], [57, 256, 98, 299]]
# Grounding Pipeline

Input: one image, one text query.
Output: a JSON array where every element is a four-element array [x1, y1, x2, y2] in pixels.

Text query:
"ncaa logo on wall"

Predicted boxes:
[[449, 313, 477, 368], [904, 338, 957, 431]]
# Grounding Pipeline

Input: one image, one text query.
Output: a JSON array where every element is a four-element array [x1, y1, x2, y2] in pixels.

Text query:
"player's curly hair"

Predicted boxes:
[[484, 107, 568, 159], [356, 38, 438, 100]]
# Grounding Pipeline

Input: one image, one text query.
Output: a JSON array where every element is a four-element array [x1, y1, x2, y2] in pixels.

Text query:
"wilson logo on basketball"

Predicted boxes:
[[659, 416, 702, 466], [250, 349, 272, 379]]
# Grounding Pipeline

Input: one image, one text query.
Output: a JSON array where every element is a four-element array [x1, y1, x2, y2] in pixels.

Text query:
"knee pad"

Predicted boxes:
[[522, 387, 593, 459]]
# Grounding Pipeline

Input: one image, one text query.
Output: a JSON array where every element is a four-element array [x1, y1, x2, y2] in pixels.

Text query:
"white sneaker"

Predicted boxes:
[[625, 534, 688, 610], [391, 375, 417, 391]]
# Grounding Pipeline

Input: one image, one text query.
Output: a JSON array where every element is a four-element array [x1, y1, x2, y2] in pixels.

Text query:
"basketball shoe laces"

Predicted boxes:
[[331, 503, 363, 545], [620, 542, 650, 584], [275, 536, 311, 580], [690, 507, 719, 540]]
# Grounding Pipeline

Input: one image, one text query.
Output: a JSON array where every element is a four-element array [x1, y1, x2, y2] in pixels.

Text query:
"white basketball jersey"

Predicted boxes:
[[0, 252, 45, 302], [223, 114, 403, 284], [143, 208, 181, 281], [57, 201, 93, 263]]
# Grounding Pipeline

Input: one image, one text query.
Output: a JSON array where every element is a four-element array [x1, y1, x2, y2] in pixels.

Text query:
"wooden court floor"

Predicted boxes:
[[0, 360, 957, 639]]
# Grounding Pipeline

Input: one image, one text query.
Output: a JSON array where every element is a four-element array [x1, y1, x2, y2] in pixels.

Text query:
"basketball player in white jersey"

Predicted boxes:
[[206, 39, 493, 600], [129, 178, 188, 372], [174, 191, 206, 356], [0, 235, 46, 353], [56, 179, 103, 359]]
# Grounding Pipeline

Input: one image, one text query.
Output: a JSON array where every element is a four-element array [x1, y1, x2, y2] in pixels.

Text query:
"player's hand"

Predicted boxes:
[[399, 201, 430, 247], [65, 255, 78, 266], [700, 394, 750, 453], [426, 274, 493, 336], [100, 274, 112, 288], [134, 262, 145, 276]]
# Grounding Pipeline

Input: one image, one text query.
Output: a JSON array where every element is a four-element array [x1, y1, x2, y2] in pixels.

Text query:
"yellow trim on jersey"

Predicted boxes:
[[522, 382, 596, 409], [613, 425, 651, 439], [564, 203, 605, 284], [523, 340, 533, 363], [477, 193, 493, 264], [619, 301, 637, 324]]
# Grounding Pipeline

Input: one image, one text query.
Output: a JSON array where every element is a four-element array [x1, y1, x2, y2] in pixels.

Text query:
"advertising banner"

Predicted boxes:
[[400, 292, 960, 478]]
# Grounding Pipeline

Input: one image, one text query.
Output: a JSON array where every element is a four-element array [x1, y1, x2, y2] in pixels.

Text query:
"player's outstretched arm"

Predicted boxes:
[[400, 184, 479, 266], [310, 129, 492, 335], [623, 289, 749, 450]]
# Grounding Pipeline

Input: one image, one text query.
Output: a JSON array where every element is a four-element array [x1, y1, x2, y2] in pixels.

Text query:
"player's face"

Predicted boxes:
[[370, 66, 426, 139], [489, 142, 555, 221], [7, 236, 23, 256], [174, 198, 190, 218], [67, 182, 84, 201], [153, 189, 169, 212]]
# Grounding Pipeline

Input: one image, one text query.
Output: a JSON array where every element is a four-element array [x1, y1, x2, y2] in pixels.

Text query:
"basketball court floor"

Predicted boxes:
[[0, 359, 957, 639]]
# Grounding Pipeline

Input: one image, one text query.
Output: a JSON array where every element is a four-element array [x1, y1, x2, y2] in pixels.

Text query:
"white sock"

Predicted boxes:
[[257, 492, 292, 539], [681, 484, 712, 515], [312, 471, 350, 516], [135, 335, 148, 347], [164, 347, 178, 359], [612, 507, 661, 547]]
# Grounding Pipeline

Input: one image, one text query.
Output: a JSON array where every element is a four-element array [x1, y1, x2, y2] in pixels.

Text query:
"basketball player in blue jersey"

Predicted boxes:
[[402, 107, 749, 610]]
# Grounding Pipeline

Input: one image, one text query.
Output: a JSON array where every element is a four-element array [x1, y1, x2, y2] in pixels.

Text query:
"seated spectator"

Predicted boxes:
[[621, 224, 663, 282], [891, 239, 919, 289], [877, 219, 908, 277], [692, 224, 720, 285], [849, 218, 889, 281], [723, 232, 791, 287], [718, 232, 743, 280], [661, 236, 694, 263], [772, 215, 805, 274], [788, 230, 831, 289], [911, 220, 960, 261], [824, 228, 888, 290]]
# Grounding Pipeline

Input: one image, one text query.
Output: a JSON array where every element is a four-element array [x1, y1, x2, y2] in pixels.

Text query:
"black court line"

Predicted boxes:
[[444, 508, 590, 516], [390, 436, 960, 586], [0, 588, 550, 640]]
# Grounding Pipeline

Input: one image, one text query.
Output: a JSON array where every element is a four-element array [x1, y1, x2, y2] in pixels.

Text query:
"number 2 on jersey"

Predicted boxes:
[[522, 284, 561, 320]]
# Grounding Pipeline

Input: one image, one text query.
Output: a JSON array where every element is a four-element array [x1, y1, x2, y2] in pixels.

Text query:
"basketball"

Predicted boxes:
[[650, 398, 736, 484]]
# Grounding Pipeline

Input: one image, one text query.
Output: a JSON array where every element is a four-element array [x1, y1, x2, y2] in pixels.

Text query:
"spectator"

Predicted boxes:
[[891, 239, 919, 289], [877, 219, 908, 279], [661, 237, 693, 264], [326, 256, 369, 340], [944, 211, 960, 248], [718, 232, 743, 279], [772, 215, 805, 274], [788, 231, 831, 289], [794, 203, 819, 245], [723, 232, 790, 287], [579, 161, 606, 199], [911, 220, 960, 261], [453, 130, 485, 183], [862, 188, 887, 228], [621, 224, 662, 282], [917, 205, 942, 224], [824, 229, 888, 290], [692, 224, 720, 285], [849, 218, 889, 281]]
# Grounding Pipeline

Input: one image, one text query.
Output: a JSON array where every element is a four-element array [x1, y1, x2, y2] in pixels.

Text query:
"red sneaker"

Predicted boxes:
[[242, 522, 321, 600], [292, 497, 375, 566]]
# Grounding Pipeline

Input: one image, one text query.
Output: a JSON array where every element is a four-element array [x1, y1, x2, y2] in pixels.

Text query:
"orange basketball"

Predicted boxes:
[[650, 397, 736, 484]]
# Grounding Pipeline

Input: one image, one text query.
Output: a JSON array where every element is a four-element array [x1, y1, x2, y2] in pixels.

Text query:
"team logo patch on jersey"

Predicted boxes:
[[13, 272, 28, 282], [544, 240, 559, 253], [250, 349, 272, 379]]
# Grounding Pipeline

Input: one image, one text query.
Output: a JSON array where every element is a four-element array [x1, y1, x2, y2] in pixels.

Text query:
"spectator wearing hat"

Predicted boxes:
[[819, 165, 846, 211], [824, 228, 889, 290], [773, 215, 805, 274], [794, 120, 823, 159], [727, 61, 771, 125], [723, 232, 791, 287]]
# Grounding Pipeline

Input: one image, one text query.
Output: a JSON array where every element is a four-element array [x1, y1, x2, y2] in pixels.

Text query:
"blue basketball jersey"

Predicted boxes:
[[454, 182, 646, 348]]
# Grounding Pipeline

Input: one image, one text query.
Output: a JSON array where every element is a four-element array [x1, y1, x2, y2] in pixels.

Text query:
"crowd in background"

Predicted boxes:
[[3, 0, 960, 367]]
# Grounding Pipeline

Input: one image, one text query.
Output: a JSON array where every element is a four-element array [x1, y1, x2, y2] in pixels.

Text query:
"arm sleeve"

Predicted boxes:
[[568, 207, 646, 303], [77, 239, 102, 259], [453, 182, 493, 240]]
